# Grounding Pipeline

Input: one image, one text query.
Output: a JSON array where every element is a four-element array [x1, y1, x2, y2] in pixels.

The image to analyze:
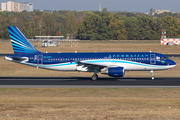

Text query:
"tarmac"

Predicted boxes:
[[0, 77, 180, 88]]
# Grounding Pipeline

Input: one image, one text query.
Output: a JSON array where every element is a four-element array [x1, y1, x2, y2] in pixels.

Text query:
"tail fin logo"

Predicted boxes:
[[8, 26, 39, 54]]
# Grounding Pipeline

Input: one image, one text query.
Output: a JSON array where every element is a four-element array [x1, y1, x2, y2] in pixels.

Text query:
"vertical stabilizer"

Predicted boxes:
[[8, 26, 40, 54]]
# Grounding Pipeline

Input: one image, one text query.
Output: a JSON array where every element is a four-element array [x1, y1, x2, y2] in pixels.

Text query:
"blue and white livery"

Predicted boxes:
[[5, 26, 176, 80]]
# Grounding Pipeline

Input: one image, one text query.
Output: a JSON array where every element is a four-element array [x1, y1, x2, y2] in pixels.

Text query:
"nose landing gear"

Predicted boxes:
[[151, 70, 154, 80]]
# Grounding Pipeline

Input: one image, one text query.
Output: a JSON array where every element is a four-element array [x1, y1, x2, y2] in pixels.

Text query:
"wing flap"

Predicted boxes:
[[77, 61, 107, 67]]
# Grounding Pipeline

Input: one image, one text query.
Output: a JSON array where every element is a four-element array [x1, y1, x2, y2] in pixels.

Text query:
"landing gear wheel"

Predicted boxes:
[[151, 70, 154, 80], [92, 74, 98, 81]]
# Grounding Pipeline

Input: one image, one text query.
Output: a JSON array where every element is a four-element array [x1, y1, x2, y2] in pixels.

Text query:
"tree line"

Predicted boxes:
[[0, 10, 89, 39], [0, 10, 180, 40], [78, 12, 180, 40]]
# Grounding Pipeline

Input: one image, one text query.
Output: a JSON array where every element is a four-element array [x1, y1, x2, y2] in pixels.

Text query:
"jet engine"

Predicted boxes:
[[101, 67, 124, 77]]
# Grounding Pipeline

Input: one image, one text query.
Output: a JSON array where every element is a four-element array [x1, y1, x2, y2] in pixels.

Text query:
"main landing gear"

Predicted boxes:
[[92, 74, 98, 81], [91, 70, 99, 81], [151, 70, 154, 80]]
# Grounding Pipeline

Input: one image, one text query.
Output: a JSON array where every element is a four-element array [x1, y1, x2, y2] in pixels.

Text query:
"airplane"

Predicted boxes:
[[5, 26, 176, 80]]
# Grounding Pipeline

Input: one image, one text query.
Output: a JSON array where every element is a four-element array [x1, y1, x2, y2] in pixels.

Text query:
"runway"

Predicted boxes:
[[0, 54, 13, 57], [0, 77, 180, 88], [166, 54, 180, 58]]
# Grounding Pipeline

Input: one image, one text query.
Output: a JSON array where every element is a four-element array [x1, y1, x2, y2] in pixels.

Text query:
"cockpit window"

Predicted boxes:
[[161, 57, 168, 60]]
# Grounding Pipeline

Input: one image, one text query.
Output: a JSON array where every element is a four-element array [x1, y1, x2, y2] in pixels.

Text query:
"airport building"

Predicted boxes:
[[149, 8, 170, 16], [1, 0, 33, 12], [20, 2, 33, 12], [1, 2, 7, 11], [150, 8, 155, 16], [14, 3, 21, 12], [156, 10, 170, 15]]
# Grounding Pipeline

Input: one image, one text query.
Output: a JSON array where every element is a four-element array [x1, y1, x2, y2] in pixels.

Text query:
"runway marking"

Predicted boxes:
[[0, 79, 78, 81], [118, 79, 136, 81]]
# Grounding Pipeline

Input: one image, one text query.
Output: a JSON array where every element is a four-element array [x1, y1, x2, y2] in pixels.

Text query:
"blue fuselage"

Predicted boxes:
[[6, 52, 176, 72]]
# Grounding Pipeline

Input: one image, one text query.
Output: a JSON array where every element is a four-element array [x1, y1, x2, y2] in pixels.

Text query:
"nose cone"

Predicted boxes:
[[168, 59, 176, 66]]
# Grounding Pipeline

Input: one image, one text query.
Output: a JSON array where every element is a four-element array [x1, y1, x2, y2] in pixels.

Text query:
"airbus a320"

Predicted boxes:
[[5, 26, 176, 80]]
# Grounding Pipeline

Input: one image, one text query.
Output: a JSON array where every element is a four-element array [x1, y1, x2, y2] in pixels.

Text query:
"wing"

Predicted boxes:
[[75, 61, 109, 72]]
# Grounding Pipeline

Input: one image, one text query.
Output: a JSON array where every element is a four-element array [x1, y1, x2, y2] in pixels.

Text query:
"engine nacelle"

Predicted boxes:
[[101, 67, 124, 77]]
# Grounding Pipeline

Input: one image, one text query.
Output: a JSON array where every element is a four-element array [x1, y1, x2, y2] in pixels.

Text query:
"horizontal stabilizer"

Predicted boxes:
[[5, 56, 28, 62], [11, 57, 27, 61]]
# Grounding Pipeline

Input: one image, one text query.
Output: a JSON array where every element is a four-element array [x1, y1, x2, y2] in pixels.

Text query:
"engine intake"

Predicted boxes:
[[101, 67, 124, 77]]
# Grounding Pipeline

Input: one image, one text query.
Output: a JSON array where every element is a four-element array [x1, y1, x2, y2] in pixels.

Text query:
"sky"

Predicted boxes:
[[1, 0, 180, 12]]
